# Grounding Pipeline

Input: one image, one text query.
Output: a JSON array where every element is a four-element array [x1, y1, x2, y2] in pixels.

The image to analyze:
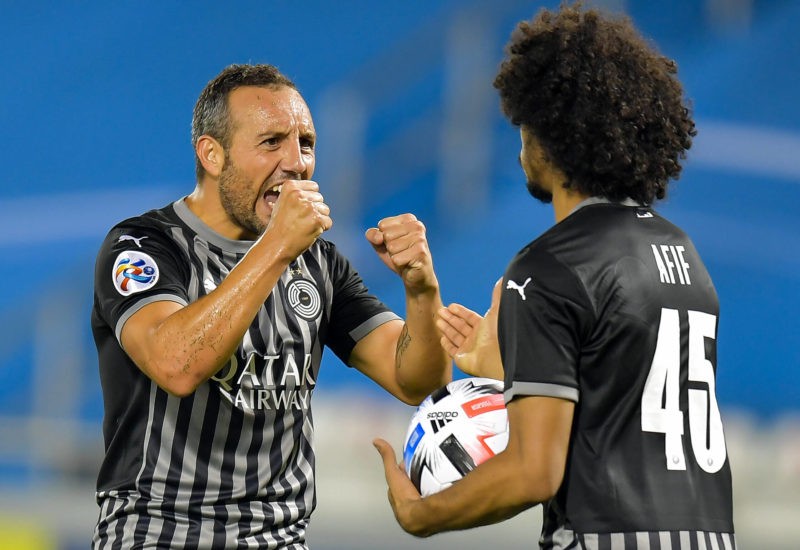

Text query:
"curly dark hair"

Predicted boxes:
[[192, 64, 296, 180], [493, 3, 696, 204]]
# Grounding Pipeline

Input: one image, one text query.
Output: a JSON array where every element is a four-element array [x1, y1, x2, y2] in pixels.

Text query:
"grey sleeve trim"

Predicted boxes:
[[114, 294, 189, 343], [504, 382, 580, 404], [349, 311, 402, 342]]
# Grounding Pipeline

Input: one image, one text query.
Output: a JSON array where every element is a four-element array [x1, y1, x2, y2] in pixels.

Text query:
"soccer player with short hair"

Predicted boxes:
[[374, 4, 736, 548], [91, 63, 451, 548]]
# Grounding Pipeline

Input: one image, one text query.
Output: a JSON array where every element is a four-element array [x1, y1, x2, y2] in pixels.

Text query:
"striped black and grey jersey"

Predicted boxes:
[[539, 524, 737, 550], [499, 199, 735, 548], [91, 198, 399, 549]]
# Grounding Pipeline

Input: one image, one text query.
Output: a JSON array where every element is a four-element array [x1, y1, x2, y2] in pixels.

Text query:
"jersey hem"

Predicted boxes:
[[114, 294, 189, 342], [348, 311, 401, 342], [504, 381, 579, 404]]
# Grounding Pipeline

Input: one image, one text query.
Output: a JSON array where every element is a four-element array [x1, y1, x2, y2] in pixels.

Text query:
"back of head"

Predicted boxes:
[[494, 2, 696, 204], [192, 64, 297, 180]]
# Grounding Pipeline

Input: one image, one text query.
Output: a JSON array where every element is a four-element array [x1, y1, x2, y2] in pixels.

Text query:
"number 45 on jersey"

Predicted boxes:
[[642, 308, 727, 474]]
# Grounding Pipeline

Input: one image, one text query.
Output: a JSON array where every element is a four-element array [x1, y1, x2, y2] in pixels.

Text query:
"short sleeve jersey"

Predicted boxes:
[[90, 199, 399, 549], [498, 200, 734, 544]]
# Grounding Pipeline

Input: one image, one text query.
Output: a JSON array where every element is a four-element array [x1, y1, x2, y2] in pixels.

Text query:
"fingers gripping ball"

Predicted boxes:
[[403, 377, 509, 497]]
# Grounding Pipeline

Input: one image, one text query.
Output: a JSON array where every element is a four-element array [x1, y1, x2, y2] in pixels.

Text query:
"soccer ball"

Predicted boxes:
[[402, 377, 509, 497]]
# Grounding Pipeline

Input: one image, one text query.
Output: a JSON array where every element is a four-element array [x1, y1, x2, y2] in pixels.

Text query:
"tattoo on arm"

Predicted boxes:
[[395, 324, 412, 370]]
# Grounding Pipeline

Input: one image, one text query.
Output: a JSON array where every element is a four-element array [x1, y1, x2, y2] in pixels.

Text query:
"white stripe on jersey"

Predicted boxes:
[[541, 528, 737, 550], [721, 533, 734, 550], [583, 533, 599, 549]]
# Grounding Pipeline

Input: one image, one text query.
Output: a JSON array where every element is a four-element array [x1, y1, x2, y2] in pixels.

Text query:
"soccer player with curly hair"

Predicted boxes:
[[375, 4, 736, 548]]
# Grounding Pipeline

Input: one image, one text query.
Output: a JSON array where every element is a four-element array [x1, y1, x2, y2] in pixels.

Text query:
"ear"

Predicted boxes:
[[196, 135, 226, 178]]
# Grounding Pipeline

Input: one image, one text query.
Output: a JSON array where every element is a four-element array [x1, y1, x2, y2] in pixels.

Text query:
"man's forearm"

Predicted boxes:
[[130, 237, 292, 395], [395, 286, 451, 400], [399, 443, 544, 537]]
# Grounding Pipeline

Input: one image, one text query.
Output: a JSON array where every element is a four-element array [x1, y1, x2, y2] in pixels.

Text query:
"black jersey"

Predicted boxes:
[[90, 199, 398, 549], [498, 199, 735, 549]]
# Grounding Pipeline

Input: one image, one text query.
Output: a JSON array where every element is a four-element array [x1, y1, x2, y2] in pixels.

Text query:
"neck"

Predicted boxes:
[[185, 183, 211, 225], [185, 181, 252, 240], [552, 185, 591, 223]]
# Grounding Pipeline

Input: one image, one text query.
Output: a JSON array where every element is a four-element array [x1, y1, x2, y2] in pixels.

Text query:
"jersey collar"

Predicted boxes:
[[172, 198, 255, 254], [568, 196, 643, 217]]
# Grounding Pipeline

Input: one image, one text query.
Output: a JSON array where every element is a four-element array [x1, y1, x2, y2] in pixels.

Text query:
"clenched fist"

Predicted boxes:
[[265, 179, 332, 260], [365, 214, 437, 294]]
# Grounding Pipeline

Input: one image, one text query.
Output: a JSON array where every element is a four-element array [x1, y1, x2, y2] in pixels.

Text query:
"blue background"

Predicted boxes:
[[1, 0, 798, 483]]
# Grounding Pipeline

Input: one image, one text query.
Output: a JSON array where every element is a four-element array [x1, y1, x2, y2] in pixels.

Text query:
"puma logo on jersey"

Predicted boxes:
[[506, 277, 532, 300], [118, 235, 148, 247]]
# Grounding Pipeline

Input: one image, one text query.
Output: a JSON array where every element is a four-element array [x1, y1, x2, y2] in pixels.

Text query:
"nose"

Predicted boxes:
[[280, 139, 308, 175]]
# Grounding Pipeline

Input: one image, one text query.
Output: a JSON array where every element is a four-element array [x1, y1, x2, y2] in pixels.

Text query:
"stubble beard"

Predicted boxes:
[[526, 179, 553, 204], [218, 159, 267, 237]]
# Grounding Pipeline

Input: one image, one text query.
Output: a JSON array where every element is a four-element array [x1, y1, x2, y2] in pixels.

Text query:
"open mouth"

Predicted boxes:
[[263, 184, 282, 206]]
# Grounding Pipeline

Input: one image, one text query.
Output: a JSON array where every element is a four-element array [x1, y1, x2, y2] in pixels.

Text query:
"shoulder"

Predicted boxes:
[[311, 237, 336, 254], [312, 237, 345, 258], [306, 237, 356, 274], [505, 227, 566, 279], [504, 243, 577, 293], [95, 203, 190, 281], [102, 203, 177, 240], [100, 204, 184, 251], [503, 235, 594, 320]]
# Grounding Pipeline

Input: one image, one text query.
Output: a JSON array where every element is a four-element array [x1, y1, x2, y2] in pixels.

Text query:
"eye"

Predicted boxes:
[[300, 137, 315, 152], [261, 137, 280, 147]]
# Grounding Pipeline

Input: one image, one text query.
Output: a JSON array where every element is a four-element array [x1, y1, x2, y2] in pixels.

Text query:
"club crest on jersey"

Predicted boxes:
[[112, 250, 159, 296], [285, 277, 322, 321]]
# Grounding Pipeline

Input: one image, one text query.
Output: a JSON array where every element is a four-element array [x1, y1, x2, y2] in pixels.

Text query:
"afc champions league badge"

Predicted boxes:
[[112, 250, 159, 296], [285, 277, 322, 321]]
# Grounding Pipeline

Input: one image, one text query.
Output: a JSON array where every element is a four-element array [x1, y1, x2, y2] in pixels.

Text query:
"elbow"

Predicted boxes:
[[538, 474, 563, 503], [396, 374, 451, 406], [398, 366, 453, 407], [161, 380, 199, 399], [507, 447, 565, 504], [519, 467, 564, 504], [143, 358, 202, 398], [159, 367, 204, 398], [396, 388, 429, 407]]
